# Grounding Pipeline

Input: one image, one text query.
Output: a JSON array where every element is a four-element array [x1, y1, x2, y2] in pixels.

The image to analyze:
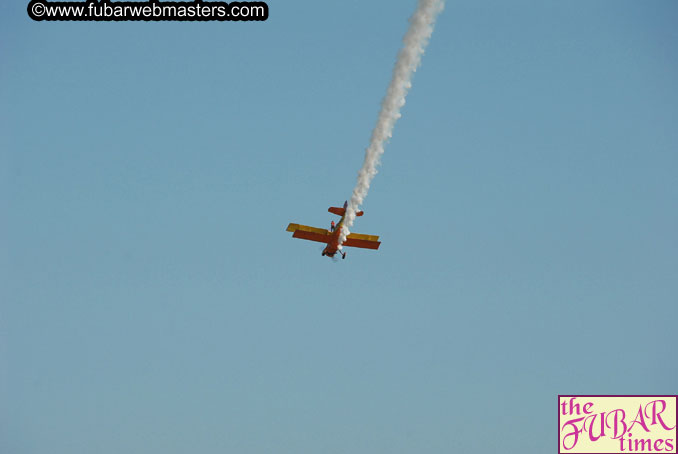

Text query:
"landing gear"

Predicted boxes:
[[322, 251, 326, 256], [342, 252, 346, 260]]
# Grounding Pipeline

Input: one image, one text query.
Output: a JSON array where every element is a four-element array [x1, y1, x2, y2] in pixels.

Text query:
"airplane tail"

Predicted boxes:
[[329, 201, 363, 217]]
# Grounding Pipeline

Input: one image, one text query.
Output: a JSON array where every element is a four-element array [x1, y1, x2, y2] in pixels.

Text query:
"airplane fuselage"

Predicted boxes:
[[322, 215, 345, 257]]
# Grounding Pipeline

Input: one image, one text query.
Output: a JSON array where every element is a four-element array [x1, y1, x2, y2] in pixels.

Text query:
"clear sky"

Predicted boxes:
[[1, 1, 677, 452]]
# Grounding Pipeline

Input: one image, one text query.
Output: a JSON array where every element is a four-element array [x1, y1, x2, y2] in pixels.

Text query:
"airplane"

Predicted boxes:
[[286, 201, 381, 259]]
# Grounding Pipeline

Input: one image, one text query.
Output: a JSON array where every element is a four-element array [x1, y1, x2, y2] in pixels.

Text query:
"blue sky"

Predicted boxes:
[[1, 1, 677, 452]]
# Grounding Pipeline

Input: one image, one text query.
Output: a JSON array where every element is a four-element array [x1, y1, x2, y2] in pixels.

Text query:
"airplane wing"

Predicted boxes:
[[343, 232, 381, 250], [286, 223, 331, 244]]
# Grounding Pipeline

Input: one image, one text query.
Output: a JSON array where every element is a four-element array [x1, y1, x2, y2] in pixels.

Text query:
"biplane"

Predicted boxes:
[[286, 201, 381, 259]]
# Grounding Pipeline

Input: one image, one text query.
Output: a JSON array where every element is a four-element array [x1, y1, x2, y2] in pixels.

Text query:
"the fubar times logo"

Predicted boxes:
[[559, 395, 677, 453]]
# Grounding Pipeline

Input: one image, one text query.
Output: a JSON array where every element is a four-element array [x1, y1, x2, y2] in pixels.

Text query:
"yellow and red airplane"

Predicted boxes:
[[286, 201, 381, 259]]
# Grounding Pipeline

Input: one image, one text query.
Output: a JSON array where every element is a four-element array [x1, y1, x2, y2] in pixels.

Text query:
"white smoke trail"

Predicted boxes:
[[339, 0, 445, 247]]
